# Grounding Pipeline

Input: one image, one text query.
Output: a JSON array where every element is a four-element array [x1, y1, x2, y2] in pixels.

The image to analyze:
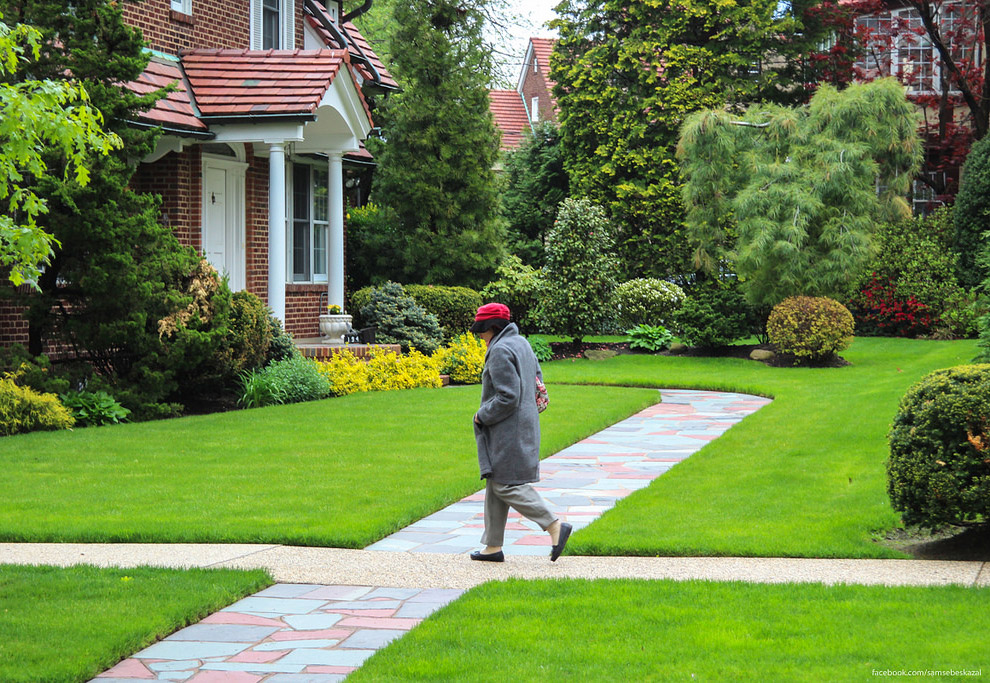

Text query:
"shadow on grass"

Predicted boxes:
[[881, 525, 990, 561]]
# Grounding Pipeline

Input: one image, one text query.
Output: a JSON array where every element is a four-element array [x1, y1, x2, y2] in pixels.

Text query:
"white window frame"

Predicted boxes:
[[288, 162, 329, 284], [531, 96, 539, 123], [250, 0, 295, 50], [170, 0, 191, 14]]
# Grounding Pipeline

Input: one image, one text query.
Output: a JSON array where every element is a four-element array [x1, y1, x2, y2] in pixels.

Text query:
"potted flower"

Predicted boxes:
[[319, 303, 352, 344]]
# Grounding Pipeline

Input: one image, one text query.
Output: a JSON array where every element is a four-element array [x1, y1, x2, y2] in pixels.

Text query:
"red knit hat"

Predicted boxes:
[[470, 302, 511, 333]]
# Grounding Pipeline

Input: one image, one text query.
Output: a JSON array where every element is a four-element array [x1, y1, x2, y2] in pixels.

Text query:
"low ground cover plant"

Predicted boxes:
[[888, 364, 990, 529], [625, 324, 674, 352], [353, 578, 990, 681], [60, 390, 130, 427], [0, 565, 270, 683]]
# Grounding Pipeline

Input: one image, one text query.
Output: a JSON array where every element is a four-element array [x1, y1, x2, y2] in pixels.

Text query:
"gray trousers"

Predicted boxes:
[[481, 479, 557, 547]]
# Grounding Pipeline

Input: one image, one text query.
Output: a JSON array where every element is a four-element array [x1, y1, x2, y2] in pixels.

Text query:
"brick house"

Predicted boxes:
[[849, 0, 985, 209], [1, 0, 396, 346], [490, 37, 557, 151]]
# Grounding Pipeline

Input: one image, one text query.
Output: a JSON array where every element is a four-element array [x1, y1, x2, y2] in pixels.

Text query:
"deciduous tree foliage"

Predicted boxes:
[[679, 78, 923, 308], [2, 0, 222, 415], [367, 0, 504, 289], [849, 0, 989, 201], [550, 0, 858, 281], [0, 14, 119, 286], [953, 131, 990, 288]]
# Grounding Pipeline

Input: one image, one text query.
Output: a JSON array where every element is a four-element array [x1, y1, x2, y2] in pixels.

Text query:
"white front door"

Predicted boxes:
[[202, 156, 247, 291]]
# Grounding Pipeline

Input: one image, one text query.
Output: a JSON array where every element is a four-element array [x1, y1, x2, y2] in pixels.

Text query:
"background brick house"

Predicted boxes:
[[490, 37, 558, 152], [1, 0, 396, 346]]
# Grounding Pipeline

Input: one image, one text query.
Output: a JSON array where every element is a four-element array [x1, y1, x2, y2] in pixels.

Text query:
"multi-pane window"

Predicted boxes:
[[262, 0, 280, 49], [170, 0, 191, 14], [912, 172, 945, 216], [893, 8, 936, 92], [291, 165, 328, 283], [855, 4, 980, 94]]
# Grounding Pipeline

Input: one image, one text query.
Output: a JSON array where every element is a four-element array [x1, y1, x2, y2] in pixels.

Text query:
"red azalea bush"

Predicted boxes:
[[847, 274, 934, 338]]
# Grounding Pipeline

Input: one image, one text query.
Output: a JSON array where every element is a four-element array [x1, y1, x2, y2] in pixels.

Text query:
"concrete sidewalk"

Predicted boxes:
[[3, 542, 988, 589]]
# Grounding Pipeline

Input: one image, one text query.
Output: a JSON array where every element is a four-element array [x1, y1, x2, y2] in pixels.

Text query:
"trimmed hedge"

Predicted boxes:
[[888, 365, 990, 529], [404, 284, 482, 342]]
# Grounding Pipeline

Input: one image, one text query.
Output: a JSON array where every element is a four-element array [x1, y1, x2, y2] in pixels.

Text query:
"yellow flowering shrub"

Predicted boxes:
[[0, 375, 75, 436], [316, 350, 370, 396], [315, 347, 442, 395], [435, 333, 486, 384], [366, 347, 442, 391]]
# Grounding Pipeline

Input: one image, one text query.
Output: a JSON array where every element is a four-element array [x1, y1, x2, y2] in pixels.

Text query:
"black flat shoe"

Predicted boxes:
[[550, 522, 572, 562], [470, 550, 504, 562]]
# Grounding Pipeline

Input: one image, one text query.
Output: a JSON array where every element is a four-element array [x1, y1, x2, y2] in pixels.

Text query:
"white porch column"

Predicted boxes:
[[328, 152, 345, 310], [268, 142, 287, 323]]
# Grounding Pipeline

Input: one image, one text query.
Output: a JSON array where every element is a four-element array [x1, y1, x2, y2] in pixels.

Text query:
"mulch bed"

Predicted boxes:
[[549, 341, 850, 368]]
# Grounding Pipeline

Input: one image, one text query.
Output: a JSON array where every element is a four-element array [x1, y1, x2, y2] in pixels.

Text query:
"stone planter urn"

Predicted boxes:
[[319, 313, 352, 344]]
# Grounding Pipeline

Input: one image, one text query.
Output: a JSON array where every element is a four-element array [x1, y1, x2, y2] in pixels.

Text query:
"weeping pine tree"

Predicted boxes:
[[367, 0, 504, 289], [678, 78, 923, 308]]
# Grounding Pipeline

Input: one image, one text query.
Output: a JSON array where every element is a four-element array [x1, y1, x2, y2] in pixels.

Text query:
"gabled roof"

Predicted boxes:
[[489, 89, 529, 150], [304, 0, 398, 91], [181, 48, 349, 119], [128, 55, 209, 135], [530, 37, 557, 82]]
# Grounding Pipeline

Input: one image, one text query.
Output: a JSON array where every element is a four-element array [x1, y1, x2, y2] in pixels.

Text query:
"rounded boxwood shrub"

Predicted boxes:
[[767, 296, 854, 363], [613, 278, 685, 329], [404, 284, 482, 342], [673, 280, 753, 348], [887, 365, 990, 529], [358, 281, 443, 354]]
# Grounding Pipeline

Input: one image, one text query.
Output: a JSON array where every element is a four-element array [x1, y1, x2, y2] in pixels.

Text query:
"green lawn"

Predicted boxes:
[[544, 336, 980, 559], [0, 384, 658, 547], [0, 564, 271, 683], [352, 578, 990, 681]]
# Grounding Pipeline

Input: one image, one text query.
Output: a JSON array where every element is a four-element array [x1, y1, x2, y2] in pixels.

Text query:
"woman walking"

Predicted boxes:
[[470, 303, 571, 563]]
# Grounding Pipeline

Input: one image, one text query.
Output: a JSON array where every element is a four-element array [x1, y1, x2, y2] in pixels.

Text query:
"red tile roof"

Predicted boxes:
[[305, 0, 398, 90], [489, 89, 530, 150], [128, 56, 208, 133], [530, 37, 557, 82], [180, 49, 348, 118]]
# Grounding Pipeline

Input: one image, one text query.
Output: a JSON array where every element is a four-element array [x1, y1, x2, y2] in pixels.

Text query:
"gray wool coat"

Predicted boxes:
[[473, 323, 543, 485]]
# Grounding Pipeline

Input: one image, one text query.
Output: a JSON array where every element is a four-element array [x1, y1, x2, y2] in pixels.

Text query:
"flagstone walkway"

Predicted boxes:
[[92, 389, 770, 682]]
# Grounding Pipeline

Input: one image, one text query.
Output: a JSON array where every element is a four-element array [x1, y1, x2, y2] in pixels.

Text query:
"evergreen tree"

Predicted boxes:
[[678, 78, 923, 308], [1, 0, 218, 415], [366, 0, 504, 289], [551, 0, 858, 281], [953, 133, 990, 289], [534, 198, 619, 344], [500, 121, 569, 267]]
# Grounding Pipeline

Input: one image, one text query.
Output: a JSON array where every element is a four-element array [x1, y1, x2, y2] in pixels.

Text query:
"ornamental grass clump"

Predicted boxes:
[[887, 364, 990, 529], [767, 296, 854, 363]]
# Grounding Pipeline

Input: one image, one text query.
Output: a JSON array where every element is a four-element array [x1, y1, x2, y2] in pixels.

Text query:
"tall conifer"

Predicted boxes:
[[367, 0, 504, 289]]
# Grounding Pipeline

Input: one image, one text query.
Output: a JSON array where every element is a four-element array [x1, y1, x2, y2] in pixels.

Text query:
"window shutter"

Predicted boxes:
[[282, 0, 295, 50], [250, 0, 263, 49]]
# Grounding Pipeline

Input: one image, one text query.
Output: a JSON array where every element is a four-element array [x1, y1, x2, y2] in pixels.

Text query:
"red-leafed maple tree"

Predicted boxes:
[[847, 0, 989, 203]]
